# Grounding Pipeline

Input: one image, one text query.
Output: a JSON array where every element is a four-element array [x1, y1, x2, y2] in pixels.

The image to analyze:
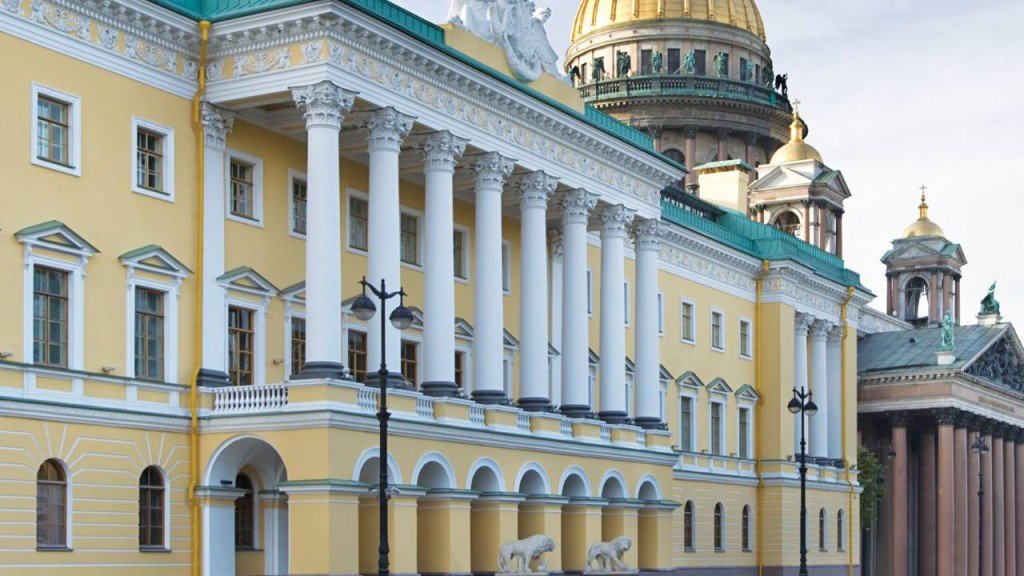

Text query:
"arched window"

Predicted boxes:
[[714, 503, 725, 551], [36, 459, 67, 548], [904, 276, 929, 321], [139, 466, 165, 549], [818, 508, 827, 551], [234, 473, 255, 550], [663, 148, 685, 166], [773, 212, 801, 237], [683, 501, 695, 551], [837, 509, 845, 551], [741, 505, 751, 551]]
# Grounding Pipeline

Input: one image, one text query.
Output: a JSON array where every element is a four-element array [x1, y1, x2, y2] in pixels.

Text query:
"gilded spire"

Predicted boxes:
[[918, 184, 929, 220], [768, 97, 824, 164], [789, 99, 804, 143]]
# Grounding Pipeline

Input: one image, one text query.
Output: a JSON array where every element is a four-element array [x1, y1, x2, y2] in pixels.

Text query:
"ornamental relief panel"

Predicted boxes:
[[762, 273, 842, 320], [660, 244, 757, 294]]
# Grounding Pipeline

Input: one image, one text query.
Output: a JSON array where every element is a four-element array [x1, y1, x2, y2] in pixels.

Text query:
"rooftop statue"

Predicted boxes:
[[682, 49, 696, 75], [981, 282, 1001, 317], [448, 0, 563, 83], [940, 311, 955, 352]]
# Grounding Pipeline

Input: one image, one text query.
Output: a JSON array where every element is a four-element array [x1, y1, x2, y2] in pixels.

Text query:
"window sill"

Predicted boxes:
[[226, 213, 264, 228], [32, 157, 81, 177], [37, 546, 72, 552], [711, 346, 726, 354], [140, 547, 171, 553], [132, 185, 174, 203], [288, 230, 306, 241], [681, 338, 696, 346], [739, 354, 752, 361], [683, 548, 696, 554], [401, 261, 424, 272], [742, 548, 753, 553], [714, 548, 726, 553]]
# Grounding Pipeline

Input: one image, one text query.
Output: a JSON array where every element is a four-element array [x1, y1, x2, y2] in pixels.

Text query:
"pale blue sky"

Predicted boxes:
[[392, 0, 1024, 322]]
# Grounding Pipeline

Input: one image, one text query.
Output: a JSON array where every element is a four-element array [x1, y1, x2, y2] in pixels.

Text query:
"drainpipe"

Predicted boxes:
[[841, 286, 855, 576], [755, 260, 770, 576]]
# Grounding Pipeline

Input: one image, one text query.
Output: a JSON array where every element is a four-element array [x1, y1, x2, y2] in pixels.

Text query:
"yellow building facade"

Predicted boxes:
[[0, 1, 869, 575]]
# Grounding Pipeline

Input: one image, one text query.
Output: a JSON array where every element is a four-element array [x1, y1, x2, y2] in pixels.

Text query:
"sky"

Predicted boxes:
[[391, 0, 1024, 322]]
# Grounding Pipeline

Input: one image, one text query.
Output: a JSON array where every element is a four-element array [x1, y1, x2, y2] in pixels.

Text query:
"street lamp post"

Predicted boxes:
[[972, 433, 990, 576], [350, 276, 414, 576], [789, 386, 818, 576]]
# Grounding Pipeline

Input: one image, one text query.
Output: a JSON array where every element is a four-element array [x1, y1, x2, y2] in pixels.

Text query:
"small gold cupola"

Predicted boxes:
[[903, 185, 946, 238], [769, 100, 824, 164]]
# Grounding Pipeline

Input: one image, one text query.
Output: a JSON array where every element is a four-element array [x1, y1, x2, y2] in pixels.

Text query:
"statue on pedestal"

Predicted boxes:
[[714, 51, 728, 78], [682, 49, 696, 75], [616, 50, 632, 77], [940, 311, 955, 352], [981, 282, 1001, 317], [651, 51, 663, 75]]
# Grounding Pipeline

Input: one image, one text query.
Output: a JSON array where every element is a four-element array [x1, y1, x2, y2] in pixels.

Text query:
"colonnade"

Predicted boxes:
[[793, 312, 844, 464], [883, 410, 1024, 576], [197, 81, 665, 426]]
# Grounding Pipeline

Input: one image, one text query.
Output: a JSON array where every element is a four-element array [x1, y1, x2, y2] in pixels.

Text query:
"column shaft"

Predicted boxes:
[[684, 129, 697, 187], [995, 434, 1006, 576], [549, 232, 564, 407], [826, 328, 843, 460], [560, 190, 598, 418], [984, 432, 995, 576], [956, 424, 970, 576], [809, 320, 832, 460], [598, 204, 635, 424], [836, 211, 844, 257], [921, 430, 938, 576], [970, 425, 982, 576], [893, 419, 909, 576], [793, 314, 812, 452], [938, 416, 955, 576], [1014, 438, 1024, 576], [471, 153, 514, 403], [1005, 436, 1017, 576], [419, 132, 467, 397], [716, 129, 729, 161], [362, 108, 414, 387], [517, 172, 557, 411], [633, 219, 663, 428]]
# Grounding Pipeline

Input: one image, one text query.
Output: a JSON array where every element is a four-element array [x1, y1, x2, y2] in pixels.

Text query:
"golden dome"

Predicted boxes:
[[903, 186, 945, 238], [769, 104, 824, 164], [571, 0, 766, 43]]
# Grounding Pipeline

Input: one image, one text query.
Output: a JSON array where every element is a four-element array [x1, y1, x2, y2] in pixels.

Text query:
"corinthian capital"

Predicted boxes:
[[794, 312, 814, 336], [810, 319, 834, 340], [290, 80, 356, 130], [548, 229, 564, 260], [359, 107, 415, 152], [417, 131, 467, 174], [200, 102, 234, 151], [559, 189, 599, 225], [600, 204, 636, 239], [633, 217, 663, 252], [516, 171, 558, 210], [472, 152, 515, 192]]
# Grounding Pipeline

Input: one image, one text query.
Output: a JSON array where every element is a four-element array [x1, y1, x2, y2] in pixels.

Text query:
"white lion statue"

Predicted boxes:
[[498, 534, 556, 574], [584, 536, 632, 572]]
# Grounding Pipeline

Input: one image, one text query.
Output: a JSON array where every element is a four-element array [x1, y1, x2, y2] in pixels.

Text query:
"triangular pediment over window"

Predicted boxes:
[[659, 364, 674, 382], [281, 282, 306, 303], [16, 220, 98, 256], [218, 266, 278, 297], [734, 384, 761, 402], [675, 371, 704, 391], [706, 377, 733, 395], [455, 317, 474, 339], [964, 329, 1024, 393], [119, 245, 191, 278]]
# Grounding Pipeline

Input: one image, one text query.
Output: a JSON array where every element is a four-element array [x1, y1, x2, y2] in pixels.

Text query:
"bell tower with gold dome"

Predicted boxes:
[[566, 0, 795, 185]]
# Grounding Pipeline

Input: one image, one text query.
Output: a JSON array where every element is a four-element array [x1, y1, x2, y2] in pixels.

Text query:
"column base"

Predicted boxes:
[[196, 368, 229, 388], [560, 405, 593, 420], [471, 389, 509, 405], [633, 416, 666, 430], [598, 411, 630, 425], [517, 397, 553, 412], [293, 361, 348, 381], [420, 381, 459, 398], [364, 371, 410, 389]]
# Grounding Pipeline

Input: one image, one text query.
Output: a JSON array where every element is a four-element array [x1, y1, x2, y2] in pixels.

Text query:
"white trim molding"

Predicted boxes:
[[120, 245, 190, 383], [30, 83, 82, 177], [225, 148, 265, 228], [287, 168, 308, 240], [130, 116, 176, 201]]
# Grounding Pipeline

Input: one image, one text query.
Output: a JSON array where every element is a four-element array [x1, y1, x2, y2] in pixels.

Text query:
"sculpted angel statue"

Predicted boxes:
[[448, 0, 497, 42], [450, 0, 562, 83]]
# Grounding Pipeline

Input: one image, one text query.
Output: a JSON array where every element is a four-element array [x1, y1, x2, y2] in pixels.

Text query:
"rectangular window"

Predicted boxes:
[[587, 268, 594, 315], [740, 319, 752, 358], [640, 49, 652, 75], [134, 288, 165, 381], [739, 407, 751, 459], [291, 178, 307, 236], [228, 306, 255, 386], [711, 402, 723, 455], [694, 50, 707, 75], [400, 212, 419, 265], [657, 292, 665, 335], [454, 229, 468, 279], [504, 354, 514, 395], [349, 196, 368, 251], [37, 96, 70, 166], [580, 62, 588, 83], [229, 159, 255, 220], [680, 301, 695, 343], [667, 49, 681, 75], [290, 317, 306, 377], [348, 330, 367, 382], [711, 310, 725, 351], [401, 340, 418, 385], [625, 378, 635, 417], [454, 351, 465, 389], [136, 129, 164, 192], [680, 397, 693, 451], [739, 57, 749, 81], [502, 241, 511, 294], [33, 267, 69, 368], [624, 281, 631, 325]]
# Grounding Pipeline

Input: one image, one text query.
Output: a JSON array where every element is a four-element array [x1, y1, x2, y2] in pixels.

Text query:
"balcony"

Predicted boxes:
[[577, 74, 791, 111]]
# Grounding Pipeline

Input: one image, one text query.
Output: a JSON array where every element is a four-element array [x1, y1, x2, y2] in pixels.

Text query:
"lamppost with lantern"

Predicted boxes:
[[350, 276, 414, 576], [789, 386, 818, 576]]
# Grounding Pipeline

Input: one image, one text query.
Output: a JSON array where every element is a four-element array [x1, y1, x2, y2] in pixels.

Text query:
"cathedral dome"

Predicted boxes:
[[571, 0, 766, 43], [769, 107, 823, 164], [903, 189, 945, 238]]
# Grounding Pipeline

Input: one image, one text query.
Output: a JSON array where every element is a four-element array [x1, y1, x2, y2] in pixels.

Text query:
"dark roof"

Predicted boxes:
[[858, 324, 1008, 374]]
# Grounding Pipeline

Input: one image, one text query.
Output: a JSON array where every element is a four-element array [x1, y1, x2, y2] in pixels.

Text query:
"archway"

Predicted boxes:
[[413, 453, 462, 575], [903, 276, 929, 321], [599, 471, 636, 568], [202, 436, 288, 576], [773, 211, 801, 237], [354, 450, 406, 575], [636, 476, 665, 570], [468, 459, 511, 573], [599, 471, 628, 500]]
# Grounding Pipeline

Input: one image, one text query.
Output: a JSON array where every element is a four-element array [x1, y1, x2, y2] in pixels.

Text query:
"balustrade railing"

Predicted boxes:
[[416, 396, 435, 419], [213, 384, 289, 414], [517, 411, 532, 432], [357, 387, 378, 412], [469, 404, 486, 426], [577, 74, 789, 110]]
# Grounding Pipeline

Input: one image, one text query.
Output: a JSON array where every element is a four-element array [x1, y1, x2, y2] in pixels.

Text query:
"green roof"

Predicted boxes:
[[858, 324, 1008, 375], [660, 191, 869, 292]]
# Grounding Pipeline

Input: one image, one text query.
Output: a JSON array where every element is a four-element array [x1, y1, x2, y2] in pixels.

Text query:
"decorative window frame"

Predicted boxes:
[[139, 465, 172, 551], [280, 283, 306, 382], [399, 207, 426, 271], [501, 239, 512, 295], [707, 378, 733, 456], [346, 188, 370, 255], [623, 280, 631, 326], [120, 246, 190, 383], [588, 349, 599, 408], [218, 267, 277, 386], [710, 308, 726, 352], [31, 83, 82, 177], [502, 330, 519, 396], [657, 291, 665, 336], [679, 298, 696, 345], [586, 268, 594, 316], [818, 507, 829, 552], [37, 457, 74, 551], [735, 384, 760, 460], [130, 117, 176, 202], [738, 317, 753, 360], [836, 509, 845, 552], [675, 371, 703, 453], [18, 222, 97, 372], [454, 317, 475, 394], [625, 357, 635, 418], [453, 224, 471, 283], [225, 149, 264, 228], [287, 168, 307, 240], [714, 502, 726, 552]]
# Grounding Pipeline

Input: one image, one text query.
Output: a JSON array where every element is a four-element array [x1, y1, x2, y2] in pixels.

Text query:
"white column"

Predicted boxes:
[[418, 131, 468, 397], [516, 171, 557, 411], [598, 204, 635, 424], [359, 107, 414, 388], [291, 81, 356, 379], [559, 189, 599, 419], [826, 326, 843, 461], [470, 152, 515, 404], [633, 218, 663, 429], [549, 230, 564, 407], [793, 312, 812, 453], [810, 319, 832, 461], [197, 103, 234, 387], [260, 491, 289, 576]]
